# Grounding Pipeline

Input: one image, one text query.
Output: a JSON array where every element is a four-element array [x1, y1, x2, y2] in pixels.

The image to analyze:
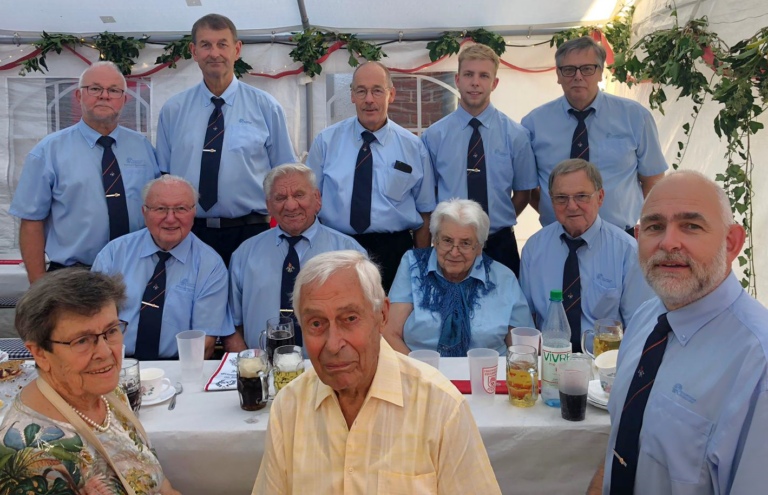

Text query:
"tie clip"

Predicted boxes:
[[203, 148, 217, 153], [467, 168, 481, 173], [105, 193, 121, 198], [613, 450, 627, 467], [141, 301, 159, 309], [280, 309, 294, 314]]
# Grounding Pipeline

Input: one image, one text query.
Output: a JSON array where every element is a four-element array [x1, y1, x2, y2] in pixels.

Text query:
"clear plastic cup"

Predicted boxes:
[[511, 327, 541, 353], [409, 350, 440, 369], [557, 357, 591, 421], [467, 348, 499, 403], [176, 330, 206, 384]]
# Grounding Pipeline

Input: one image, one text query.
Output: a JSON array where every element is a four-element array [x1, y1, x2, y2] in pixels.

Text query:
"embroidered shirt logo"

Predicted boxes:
[[175, 278, 196, 293], [238, 118, 253, 125], [672, 383, 697, 404]]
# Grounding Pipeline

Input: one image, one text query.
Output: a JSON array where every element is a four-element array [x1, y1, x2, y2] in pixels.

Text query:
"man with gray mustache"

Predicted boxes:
[[589, 170, 768, 494]]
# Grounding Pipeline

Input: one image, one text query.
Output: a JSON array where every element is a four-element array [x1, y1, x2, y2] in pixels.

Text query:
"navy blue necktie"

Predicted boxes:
[[199, 97, 225, 212], [134, 251, 172, 360], [350, 131, 376, 234], [561, 235, 586, 352], [97, 136, 130, 241], [280, 235, 304, 346], [610, 314, 671, 494], [467, 118, 489, 213], [569, 108, 595, 161]]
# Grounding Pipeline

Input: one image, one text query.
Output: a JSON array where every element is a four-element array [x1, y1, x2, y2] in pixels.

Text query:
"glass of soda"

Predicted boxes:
[[237, 349, 270, 411], [119, 358, 142, 414], [557, 356, 591, 421]]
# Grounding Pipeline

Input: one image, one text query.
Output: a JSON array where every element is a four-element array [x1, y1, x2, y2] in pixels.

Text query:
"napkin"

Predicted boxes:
[[451, 380, 509, 395], [205, 352, 239, 391]]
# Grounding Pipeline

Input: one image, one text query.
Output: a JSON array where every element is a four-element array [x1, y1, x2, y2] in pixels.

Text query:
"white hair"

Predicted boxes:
[[429, 198, 490, 245], [666, 170, 734, 228], [78, 61, 127, 90], [141, 175, 199, 204], [292, 251, 384, 321], [263, 163, 318, 199]]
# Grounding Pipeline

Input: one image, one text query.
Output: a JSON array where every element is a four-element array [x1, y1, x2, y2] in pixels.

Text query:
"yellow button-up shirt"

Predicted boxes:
[[253, 338, 501, 494]]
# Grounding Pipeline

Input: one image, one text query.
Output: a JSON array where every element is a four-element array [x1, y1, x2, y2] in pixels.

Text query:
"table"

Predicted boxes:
[[137, 357, 610, 495]]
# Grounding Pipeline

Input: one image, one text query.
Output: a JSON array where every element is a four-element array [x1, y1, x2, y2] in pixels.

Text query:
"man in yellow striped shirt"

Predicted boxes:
[[253, 250, 501, 494]]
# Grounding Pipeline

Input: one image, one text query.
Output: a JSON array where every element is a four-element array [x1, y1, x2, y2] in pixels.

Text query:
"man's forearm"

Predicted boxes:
[[414, 212, 432, 248], [19, 220, 47, 284], [224, 327, 248, 353], [512, 190, 532, 217], [587, 463, 605, 495]]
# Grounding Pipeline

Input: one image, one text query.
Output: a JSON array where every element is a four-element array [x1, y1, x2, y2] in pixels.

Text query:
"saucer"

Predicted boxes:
[[588, 399, 608, 411], [142, 385, 176, 406], [588, 379, 609, 406]]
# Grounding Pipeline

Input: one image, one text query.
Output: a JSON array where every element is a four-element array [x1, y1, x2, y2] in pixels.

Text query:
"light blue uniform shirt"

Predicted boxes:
[[306, 117, 436, 234], [389, 249, 534, 355], [9, 120, 159, 265], [422, 103, 538, 233], [520, 216, 654, 348], [92, 229, 234, 358], [156, 78, 297, 218], [521, 91, 667, 230], [602, 273, 768, 494], [229, 219, 366, 348]]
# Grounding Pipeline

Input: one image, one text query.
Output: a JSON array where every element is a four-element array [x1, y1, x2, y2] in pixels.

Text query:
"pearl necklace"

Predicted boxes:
[[69, 396, 111, 433]]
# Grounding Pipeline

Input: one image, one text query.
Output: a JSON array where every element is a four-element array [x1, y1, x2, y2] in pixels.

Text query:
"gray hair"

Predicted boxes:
[[665, 170, 734, 227], [78, 61, 127, 90], [430, 198, 490, 245], [141, 174, 199, 204], [548, 158, 603, 193], [15, 269, 126, 352], [351, 61, 394, 89], [555, 36, 607, 69], [292, 251, 385, 322], [263, 163, 318, 199]]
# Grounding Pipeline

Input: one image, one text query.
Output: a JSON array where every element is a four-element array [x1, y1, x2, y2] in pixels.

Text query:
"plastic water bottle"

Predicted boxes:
[[541, 290, 572, 407]]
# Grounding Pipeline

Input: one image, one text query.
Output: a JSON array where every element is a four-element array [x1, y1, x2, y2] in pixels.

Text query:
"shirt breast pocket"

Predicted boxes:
[[586, 280, 620, 320], [597, 138, 635, 173], [163, 288, 194, 331], [380, 166, 414, 203], [226, 123, 267, 155], [377, 471, 437, 495], [640, 392, 713, 484]]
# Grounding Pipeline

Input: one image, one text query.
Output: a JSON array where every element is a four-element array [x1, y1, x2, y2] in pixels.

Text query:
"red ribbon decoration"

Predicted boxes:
[[0, 47, 43, 71]]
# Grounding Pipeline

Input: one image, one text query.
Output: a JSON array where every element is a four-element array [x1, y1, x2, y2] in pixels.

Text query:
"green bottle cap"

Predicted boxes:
[[550, 290, 563, 301]]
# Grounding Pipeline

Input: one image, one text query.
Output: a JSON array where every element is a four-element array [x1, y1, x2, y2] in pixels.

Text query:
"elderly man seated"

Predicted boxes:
[[228, 163, 365, 350], [383, 198, 533, 356], [92, 175, 235, 359], [520, 159, 654, 353], [253, 251, 501, 494]]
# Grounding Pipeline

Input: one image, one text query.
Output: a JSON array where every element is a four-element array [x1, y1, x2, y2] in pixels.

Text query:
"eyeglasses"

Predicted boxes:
[[551, 191, 599, 205], [435, 236, 479, 254], [48, 321, 127, 355], [81, 85, 126, 99], [557, 64, 600, 77], [144, 205, 195, 216], [352, 87, 389, 100]]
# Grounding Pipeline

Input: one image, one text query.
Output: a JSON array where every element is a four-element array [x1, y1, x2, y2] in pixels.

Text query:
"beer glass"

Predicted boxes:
[[119, 358, 141, 414], [581, 318, 623, 359], [237, 349, 269, 411], [273, 345, 305, 393], [506, 345, 538, 407], [259, 317, 296, 364]]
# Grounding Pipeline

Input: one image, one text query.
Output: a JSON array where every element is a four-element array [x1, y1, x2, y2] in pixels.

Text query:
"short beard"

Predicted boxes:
[[641, 243, 728, 310]]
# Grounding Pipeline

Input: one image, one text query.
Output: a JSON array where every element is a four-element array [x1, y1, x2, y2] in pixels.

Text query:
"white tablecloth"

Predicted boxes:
[[137, 357, 610, 495]]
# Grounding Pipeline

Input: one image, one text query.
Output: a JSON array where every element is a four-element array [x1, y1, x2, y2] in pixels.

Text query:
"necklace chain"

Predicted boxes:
[[69, 396, 111, 433]]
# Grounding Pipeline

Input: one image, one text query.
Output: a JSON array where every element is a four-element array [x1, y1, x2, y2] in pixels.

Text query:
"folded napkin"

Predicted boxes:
[[205, 352, 239, 391], [451, 380, 509, 395], [0, 339, 33, 360]]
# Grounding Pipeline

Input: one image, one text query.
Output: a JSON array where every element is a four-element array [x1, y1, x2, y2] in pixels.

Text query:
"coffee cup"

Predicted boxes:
[[140, 368, 171, 398], [594, 350, 618, 393]]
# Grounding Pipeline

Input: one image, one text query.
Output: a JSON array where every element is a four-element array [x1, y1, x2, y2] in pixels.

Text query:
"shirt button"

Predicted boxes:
[[348, 468, 354, 473]]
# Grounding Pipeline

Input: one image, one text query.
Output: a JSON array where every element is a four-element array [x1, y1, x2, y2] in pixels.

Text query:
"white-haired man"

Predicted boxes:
[[254, 250, 501, 494], [11, 62, 160, 283], [228, 163, 365, 350], [589, 171, 767, 494], [92, 175, 235, 360]]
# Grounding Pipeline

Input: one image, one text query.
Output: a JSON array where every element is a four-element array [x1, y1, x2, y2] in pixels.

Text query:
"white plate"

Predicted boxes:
[[142, 385, 176, 406], [588, 379, 609, 405], [588, 399, 608, 410]]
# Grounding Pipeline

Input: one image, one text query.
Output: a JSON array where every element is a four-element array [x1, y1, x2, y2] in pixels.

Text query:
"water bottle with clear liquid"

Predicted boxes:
[[541, 290, 572, 407]]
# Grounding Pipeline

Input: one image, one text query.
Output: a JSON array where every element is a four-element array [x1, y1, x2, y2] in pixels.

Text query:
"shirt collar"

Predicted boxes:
[[455, 103, 496, 130], [139, 228, 193, 264], [77, 119, 121, 149], [313, 337, 404, 410], [354, 118, 391, 146], [666, 271, 743, 346], [559, 90, 604, 119], [275, 217, 319, 248], [426, 247, 489, 286], [559, 215, 602, 250], [200, 77, 238, 107]]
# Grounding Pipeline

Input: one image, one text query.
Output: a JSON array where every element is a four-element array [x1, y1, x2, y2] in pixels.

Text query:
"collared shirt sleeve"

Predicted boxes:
[[437, 399, 502, 495], [510, 126, 538, 191], [253, 394, 288, 494], [388, 252, 414, 303], [727, 389, 768, 494], [508, 273, 535, 328], [90, 244, 114, 275], [155, 106, 172, 174], [636, 108, 668, 177], [306, 134, 326, 194], [519, 244, 536, 322], [228, 248, 246, 327], [413, 141, 437, 213], [192, 259, 235, 336], [9, 150, 53, 220], [265, 99, 298, 168], [619, 248, 655, 327]]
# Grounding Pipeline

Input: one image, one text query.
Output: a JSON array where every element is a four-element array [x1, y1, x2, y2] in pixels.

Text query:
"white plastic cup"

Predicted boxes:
[[511, 327, 541, 353], [176, 330, 206, 383], [467, 348, 499, 403], [409, 350, 440, 369], [595, 350, 619, 393]]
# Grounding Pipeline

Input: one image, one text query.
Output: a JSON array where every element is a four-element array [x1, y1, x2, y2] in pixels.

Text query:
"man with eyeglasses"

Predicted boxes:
[[307, 61, 435, 292], [156, 14, 297, 267], [10, 62, 159, 284], [519, 159, 653, 353], [521, 36, 667, 235], [92, 175, 236, 360]]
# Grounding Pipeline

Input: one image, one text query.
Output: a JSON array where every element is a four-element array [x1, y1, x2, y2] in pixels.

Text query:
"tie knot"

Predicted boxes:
[[281, 234, 305, 247], [211, 97, 225, 110], [469, 118, 482, 130], [97, 136, 115, 149], [568, 108, 594, 122], [156, 251, 172, 263], [561, 235, 586, 253], [361, 131, 376, 145]]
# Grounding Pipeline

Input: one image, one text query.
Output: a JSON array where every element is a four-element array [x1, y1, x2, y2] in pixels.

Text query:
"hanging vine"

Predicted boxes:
[[18, 32, 81, 75], [155, 35, 193, 68], [92, 32, 146, 75]]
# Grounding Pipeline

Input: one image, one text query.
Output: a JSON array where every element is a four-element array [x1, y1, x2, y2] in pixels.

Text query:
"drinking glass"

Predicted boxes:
[[119, 358, 141, 414], [237, 349, 269, 411], [409, 350, 440, 369], [273, 345, 305, 393], [259, 317, 296, 364], [176, 330, 206, 383], [557, 357, 591, 421], [581, 318, 623, 359], [510, 327, 541, 353], [506, 345, 538, 407], [467, 348, 499, 403]]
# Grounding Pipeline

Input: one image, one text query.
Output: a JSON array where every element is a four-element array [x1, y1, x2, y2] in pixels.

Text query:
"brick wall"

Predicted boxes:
[[388, 72, 457, 134]]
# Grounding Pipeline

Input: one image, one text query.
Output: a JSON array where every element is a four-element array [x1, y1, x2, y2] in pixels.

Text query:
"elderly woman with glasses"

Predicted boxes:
[[0, 269, 180, 495], [384, 199, 534, 356]]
